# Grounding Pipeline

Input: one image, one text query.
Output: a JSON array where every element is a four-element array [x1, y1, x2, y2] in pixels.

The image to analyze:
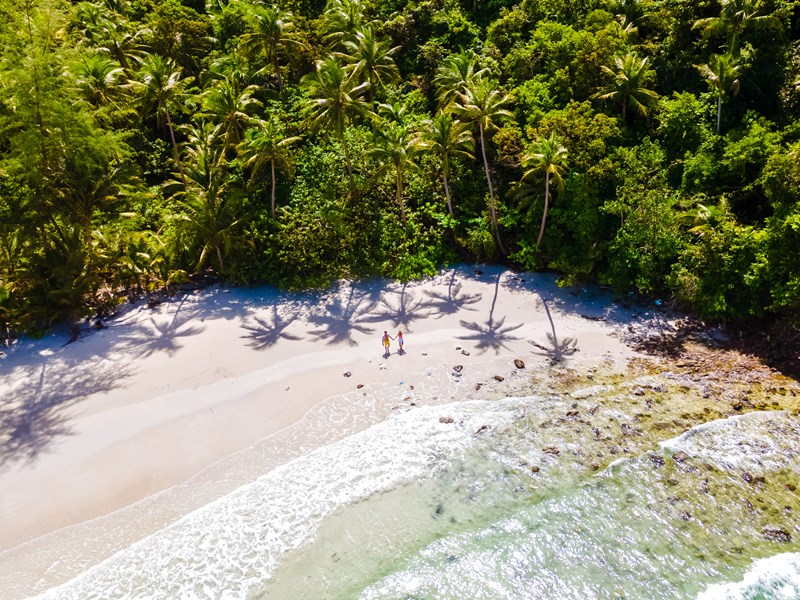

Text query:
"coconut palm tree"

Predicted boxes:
[[74, 53, 125, 107], [593, 52, 658, 121], [135, 54, 194, 183], [367, 121, 422, 225], [433, 51, 489, 110], [419, 112, 474, 233], [693, 0, 780, 53], [238, 116, 301, 218], [167, 122, 241, 273], [320, 0, 376, 50], [696, 52, 742, 134], [452, 78, 513, 255], [239, 5, 304, 92], [301, 55, 371, 188], [518, 133, 568, 248], [339, 26, 400, 102], [199, 78, 262, 148]]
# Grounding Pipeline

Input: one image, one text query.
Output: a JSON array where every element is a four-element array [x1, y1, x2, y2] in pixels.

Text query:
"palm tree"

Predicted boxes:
[[339, 26, 400, 102], [135, 54, 194, 183], [320, 0, 376, 50], [453, 78, 513, 255], [168, 122, 241, 272], [238, 116, 301, 218], [693, 0, 780, 53], [433, 51, 488, 110], [239, 5, 303, 92], [419, 112, 474, 231], [593, 52, 658, 121], [301, 55, 371, 188], [696, 52, 742, 134], [74, 53, 125, 106], [367, 121, 422, 225], [199, 78, 261, 148], [518, 133, 568, 248]]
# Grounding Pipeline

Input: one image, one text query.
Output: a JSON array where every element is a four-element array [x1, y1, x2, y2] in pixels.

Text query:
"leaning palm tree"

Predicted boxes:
[[239, 5, 304, 91], [433, 51, 489, 110], [301, 55, 371, 189], [238, 116, 301, 218], [593, 52, 658, 121], [419, 112, 474, 231], [135, 54, 194, 183], [518, 133, 568, 248], [452, 78, 513, 255], [320, 0, 376, 50], [339, 26, 400, 102], [696, 53, 742, 134], [198, 78, 262, 148], [367, 121, 422, 225]]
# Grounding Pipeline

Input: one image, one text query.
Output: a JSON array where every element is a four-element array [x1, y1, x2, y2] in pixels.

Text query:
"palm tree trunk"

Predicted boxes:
[[216, 244, 224, 272], [273, 55, 283, 92], [397, 170, 406, 225], [716, 95, 722, 135], [442, 170, 457, 244], [479, 124, 506, 255], [342, 131, 354, 196], [165, 110, 186, 185], [270, 157, 277, 218], [537, 172, 550, 248]]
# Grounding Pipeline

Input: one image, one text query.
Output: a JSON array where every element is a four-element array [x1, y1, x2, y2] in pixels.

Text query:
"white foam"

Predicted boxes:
[[697, 553, 800, 600], [31, 398, 523, 599]]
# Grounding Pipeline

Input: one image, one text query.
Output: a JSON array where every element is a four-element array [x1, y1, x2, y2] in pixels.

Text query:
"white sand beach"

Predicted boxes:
[[0, 265, 661, 598]]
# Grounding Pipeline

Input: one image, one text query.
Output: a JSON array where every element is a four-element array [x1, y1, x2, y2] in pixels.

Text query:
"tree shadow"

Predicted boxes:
[[424, 269, 482, 318], [362, 282, 432, 332], [0, 359, 131, 469], [529, 297, 579, 364], [457, 272, 524, 354], [307, 282, 378, 346], [111, 295, 206, 358], [241, 305, 302, 349]]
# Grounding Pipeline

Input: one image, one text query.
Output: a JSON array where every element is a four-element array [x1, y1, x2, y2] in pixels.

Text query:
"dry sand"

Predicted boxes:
[[0, 265, 662, 598]]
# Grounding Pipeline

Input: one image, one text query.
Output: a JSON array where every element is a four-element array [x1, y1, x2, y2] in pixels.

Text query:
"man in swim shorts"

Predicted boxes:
[[382, 331, 391, 356]]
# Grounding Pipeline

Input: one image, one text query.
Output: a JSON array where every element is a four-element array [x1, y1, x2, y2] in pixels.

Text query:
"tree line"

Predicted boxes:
[[1, 0, 799, 337]]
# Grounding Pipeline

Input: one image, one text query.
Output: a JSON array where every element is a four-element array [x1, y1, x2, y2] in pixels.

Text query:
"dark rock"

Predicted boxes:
[[732, 400, 743, 411], [461, 349, 471, 356], [543, 446, 560, 455], [530, 465, 540, 473], [632, 387, 645, 396], [439, 416, 455, 424], [475, 424, 490, 435], [672, 451, 690, 463], [566, 410, 579, 417], [475, 383, 483, 391], [588, 405, 599, 415], [356, 384, 364, 389], [742, 472, 753, 483], [493, 375, 505, 382], [343, 371, 352, 377], [94, 320, 105, 330], [650, 455, 665, 467], [786, 484, 797, 492], [514, 359, 525, 369], [453, 365, 463, 373], [763, 527, 791, 543]]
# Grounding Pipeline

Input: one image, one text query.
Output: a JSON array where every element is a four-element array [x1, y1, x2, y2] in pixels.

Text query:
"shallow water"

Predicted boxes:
[[32, 380, 800, 600]]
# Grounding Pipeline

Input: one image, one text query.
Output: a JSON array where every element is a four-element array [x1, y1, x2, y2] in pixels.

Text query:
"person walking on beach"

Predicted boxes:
[[396, 330, 404, 354], [382, 331, 391, 357]]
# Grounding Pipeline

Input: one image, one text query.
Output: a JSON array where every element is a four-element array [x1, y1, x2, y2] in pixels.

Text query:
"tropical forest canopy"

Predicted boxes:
[[1, 0, 799, 335]]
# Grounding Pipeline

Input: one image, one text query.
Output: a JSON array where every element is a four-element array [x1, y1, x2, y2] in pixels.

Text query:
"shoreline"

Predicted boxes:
[[5, 265, 795, 598]]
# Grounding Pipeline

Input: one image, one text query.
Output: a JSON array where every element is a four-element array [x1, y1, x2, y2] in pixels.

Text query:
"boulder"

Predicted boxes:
[[514, 359, 525, 369]]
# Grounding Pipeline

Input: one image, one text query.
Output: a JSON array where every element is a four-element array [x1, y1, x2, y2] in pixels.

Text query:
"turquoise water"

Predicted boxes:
[[34, 396, 800, 600]]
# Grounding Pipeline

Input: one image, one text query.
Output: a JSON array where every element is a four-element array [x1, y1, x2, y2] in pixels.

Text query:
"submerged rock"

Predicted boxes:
[[763, 527, 791, 543], [439, 416, 455, 424]]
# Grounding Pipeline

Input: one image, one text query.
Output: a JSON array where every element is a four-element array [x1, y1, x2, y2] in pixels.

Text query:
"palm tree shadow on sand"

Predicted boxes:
[[362, 282, 430, 332], [457, 272, 523, 354], [308, 282, 378, 345], [113, 295, 205, 358], [530, 297, 578, 363], [424, 270, 482, 318], [241, 305, 302, 349], [0, 360, 131, 468]]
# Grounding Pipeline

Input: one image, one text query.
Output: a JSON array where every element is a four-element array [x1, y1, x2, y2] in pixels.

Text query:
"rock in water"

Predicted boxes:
[[439, 416, 455, 424], [763, 527, 791, 543], [514, 359, 525, 369]]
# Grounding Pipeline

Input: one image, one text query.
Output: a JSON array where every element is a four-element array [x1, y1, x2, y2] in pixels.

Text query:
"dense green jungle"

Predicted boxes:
[[1, 0, 799, 343]]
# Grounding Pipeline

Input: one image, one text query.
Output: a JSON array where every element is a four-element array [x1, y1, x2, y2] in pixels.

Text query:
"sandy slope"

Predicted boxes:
[[0, 265, 658, 597]]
